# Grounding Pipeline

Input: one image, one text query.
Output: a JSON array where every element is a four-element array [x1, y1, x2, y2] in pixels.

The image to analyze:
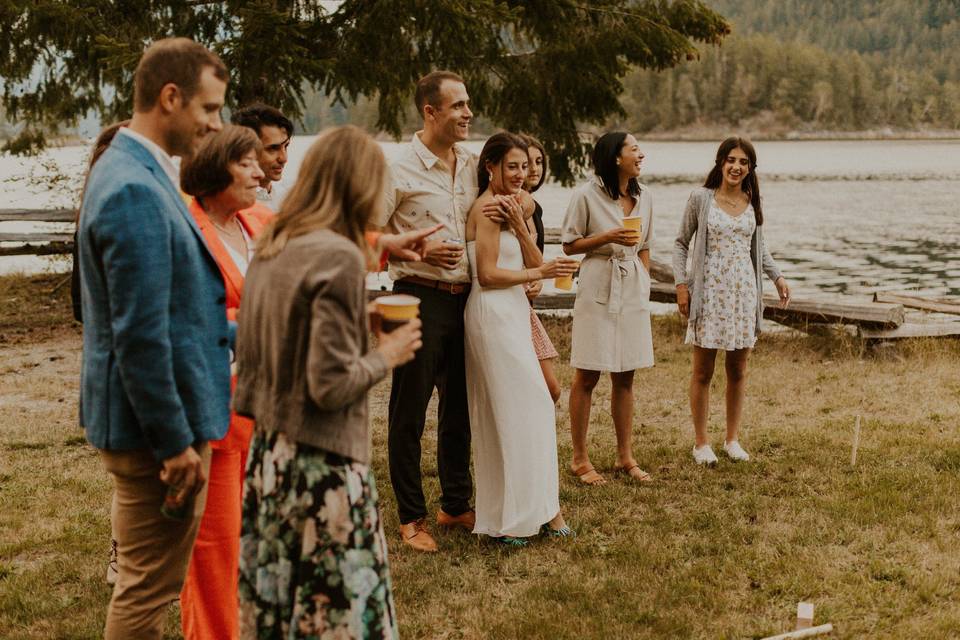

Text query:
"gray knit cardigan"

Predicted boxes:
[[672, 187, 783, 336]]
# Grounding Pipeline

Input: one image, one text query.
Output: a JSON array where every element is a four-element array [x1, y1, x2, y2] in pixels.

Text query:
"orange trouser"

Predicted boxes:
[[180, 446, 248, 640]]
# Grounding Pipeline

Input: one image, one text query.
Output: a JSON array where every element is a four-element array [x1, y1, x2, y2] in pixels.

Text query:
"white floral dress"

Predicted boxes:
[[685, 201, 758, 350]]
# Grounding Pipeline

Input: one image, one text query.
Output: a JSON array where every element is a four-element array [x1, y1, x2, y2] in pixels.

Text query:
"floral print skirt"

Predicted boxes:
[[239, 430, 398, 640]]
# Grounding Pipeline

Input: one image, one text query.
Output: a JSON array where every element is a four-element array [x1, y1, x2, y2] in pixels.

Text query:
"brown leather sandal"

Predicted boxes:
[[617, 464, 653, 483], [570, 462, 607, 486]]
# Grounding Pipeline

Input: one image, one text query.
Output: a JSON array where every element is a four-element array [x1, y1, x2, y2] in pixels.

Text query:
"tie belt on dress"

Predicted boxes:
[[586, 253, 641, 314]]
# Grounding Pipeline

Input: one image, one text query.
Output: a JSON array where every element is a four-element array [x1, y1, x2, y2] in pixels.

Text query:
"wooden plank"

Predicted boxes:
[[0, 232, 72, 243], [636, 283, 904, 330], [542, 227, 563, 245], [763, 296, 903, 329], [0, 208, 75, 222], [859, 322, 960, 340], [0, 241, 73, 257], [532, 292, 576, 310], [649, 258, 674, 283], [873, 291, 960, 316], [371, 281, 907, 331]]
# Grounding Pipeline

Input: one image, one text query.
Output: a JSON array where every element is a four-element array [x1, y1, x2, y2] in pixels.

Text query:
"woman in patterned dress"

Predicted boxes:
[[233, 126, 423, 639], [672, 137, 791, 466]]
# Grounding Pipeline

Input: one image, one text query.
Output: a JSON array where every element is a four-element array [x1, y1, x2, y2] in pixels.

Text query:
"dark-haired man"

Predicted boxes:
[[231, 103, 293, 210], [374, 70, 478, 552], [77, 37, 229, 638]]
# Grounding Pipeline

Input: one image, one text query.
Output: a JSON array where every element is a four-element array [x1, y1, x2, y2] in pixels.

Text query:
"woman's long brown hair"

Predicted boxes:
[[703, 136, 763, 225]]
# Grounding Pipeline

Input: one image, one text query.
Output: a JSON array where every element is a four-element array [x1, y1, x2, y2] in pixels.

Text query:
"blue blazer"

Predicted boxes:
[[77, 132, 232, 461]]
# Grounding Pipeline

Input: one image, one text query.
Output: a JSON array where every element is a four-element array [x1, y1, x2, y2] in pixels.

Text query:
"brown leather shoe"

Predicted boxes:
[[399, 518, 438, 552], [436, 508, 476, 531]]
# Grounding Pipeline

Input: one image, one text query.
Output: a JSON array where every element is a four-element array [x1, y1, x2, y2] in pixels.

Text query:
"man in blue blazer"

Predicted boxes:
[[77, 38, 230, 639]]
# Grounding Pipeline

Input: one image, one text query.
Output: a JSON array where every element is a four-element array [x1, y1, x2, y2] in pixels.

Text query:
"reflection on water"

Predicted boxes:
[[3, 139, 959, 297]]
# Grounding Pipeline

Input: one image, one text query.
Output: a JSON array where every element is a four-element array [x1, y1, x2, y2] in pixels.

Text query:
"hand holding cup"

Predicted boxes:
[[376, 317, 422, 368], [606, 227, 640, 247], [538, 256, 579, 280]]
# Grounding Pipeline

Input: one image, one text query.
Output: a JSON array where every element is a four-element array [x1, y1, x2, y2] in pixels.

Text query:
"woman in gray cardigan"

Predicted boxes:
[[673, 137, 791, 466], [233, 126, 422, 639]]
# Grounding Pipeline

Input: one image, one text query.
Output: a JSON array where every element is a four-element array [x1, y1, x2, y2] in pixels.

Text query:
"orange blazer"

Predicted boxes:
[[189, 197, 274, 451]]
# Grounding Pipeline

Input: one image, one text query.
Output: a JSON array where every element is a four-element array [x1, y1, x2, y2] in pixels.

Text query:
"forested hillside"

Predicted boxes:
[[616, 0, 960, 135]]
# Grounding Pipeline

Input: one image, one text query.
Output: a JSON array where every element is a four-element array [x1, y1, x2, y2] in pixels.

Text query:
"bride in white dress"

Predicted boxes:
[[464, 133, 579, 545]]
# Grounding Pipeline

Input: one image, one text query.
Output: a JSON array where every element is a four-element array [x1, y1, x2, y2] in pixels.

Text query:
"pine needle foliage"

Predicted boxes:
[[0, 0, 729, 182]]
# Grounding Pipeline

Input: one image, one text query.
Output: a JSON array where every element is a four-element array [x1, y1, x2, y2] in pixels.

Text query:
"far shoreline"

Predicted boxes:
[[12, 127, 960, 149]]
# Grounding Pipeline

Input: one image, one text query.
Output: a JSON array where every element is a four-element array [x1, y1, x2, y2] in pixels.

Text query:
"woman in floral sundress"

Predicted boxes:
[[232, 126, 423, 639], [672, 137, 791, 467]]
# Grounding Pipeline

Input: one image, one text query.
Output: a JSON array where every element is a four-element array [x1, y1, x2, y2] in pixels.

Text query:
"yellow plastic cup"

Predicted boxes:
[[375, 294, 421, 333], [622, 216, 642, 235], [553, 260, 580, 291]]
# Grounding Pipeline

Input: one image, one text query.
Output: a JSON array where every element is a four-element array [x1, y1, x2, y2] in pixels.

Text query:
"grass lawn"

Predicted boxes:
[[2, 273, 960, 639]]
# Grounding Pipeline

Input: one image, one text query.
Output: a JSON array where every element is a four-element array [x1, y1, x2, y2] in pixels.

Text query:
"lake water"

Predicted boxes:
[[2, 138, 959, 298]]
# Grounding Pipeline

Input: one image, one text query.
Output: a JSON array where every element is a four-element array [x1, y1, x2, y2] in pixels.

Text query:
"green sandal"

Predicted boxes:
[[540, 523, 576, 538], [493, 535, 528, 547]]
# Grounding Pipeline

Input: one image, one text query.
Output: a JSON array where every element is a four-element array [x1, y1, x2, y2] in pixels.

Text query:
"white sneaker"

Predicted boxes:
[[723, 440, 750, 462], [692, 444, 718, 467]]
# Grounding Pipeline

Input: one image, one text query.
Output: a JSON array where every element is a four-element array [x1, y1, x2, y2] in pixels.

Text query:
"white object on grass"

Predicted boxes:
[[759, 623, 834, 640], [851, 415, 861, 466]]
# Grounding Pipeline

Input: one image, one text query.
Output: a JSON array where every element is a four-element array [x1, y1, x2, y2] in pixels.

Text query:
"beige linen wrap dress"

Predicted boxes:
[[560, 179, 655, 372]]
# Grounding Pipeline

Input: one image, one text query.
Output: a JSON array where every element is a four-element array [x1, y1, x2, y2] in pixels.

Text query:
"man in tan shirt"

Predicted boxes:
[[374, 70, 478, 552]]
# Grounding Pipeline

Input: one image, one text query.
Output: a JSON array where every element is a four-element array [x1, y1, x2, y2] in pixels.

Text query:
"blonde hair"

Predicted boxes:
[[257, 125, 385, 259]]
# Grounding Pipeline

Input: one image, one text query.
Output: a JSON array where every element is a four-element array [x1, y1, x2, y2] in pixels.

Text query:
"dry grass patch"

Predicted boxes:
[[1, 278, 959, 638], [0, 272, 80, 346]]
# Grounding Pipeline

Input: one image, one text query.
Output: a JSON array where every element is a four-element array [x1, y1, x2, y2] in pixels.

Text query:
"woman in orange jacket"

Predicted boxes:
[[178, 124, 443, 639], [178, 125, 271, 640]]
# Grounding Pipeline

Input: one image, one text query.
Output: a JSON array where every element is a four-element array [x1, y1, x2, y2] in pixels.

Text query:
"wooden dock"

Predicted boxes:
[[3, 208, 958, 340]]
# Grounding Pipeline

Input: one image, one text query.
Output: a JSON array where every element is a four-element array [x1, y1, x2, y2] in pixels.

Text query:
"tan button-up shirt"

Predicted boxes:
[[375, 132, 478, 283]]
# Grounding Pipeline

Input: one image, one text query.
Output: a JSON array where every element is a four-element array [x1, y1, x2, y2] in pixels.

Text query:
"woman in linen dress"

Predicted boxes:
[[560, 132, 655, 486], [673, 137, 791, 466], [464, 132, 578, 544]]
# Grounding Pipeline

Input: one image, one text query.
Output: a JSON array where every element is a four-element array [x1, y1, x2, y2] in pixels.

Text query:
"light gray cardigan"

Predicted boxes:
[[672, 187, 783, 335]]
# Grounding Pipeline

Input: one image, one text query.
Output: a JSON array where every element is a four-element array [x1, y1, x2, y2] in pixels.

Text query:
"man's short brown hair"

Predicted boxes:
[[133, 37, 228, 112], [180, 125, 262, 198], [414, 70, 465, 116]]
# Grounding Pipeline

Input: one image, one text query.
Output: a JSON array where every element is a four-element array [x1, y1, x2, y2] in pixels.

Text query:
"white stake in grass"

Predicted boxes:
[[759, 624, 834, 640], [758, 601, 834, 640], [850, 415, 862, 466]]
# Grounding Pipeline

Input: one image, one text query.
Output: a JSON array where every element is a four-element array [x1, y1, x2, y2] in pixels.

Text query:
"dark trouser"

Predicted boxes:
[[388, 280, 473, 524]]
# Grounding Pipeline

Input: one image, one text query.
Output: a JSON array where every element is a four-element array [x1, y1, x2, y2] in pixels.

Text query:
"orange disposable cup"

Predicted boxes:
[[622, 216, 642, 234], [376, 294, 420, 333], [554, 260, 580, 291]]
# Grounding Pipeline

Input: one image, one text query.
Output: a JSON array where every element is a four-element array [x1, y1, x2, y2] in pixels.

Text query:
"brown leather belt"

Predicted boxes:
[[398, 275, 471, 295]]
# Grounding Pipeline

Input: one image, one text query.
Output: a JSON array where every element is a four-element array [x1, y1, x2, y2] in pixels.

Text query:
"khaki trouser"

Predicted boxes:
[[100, 443, 211, 640]]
